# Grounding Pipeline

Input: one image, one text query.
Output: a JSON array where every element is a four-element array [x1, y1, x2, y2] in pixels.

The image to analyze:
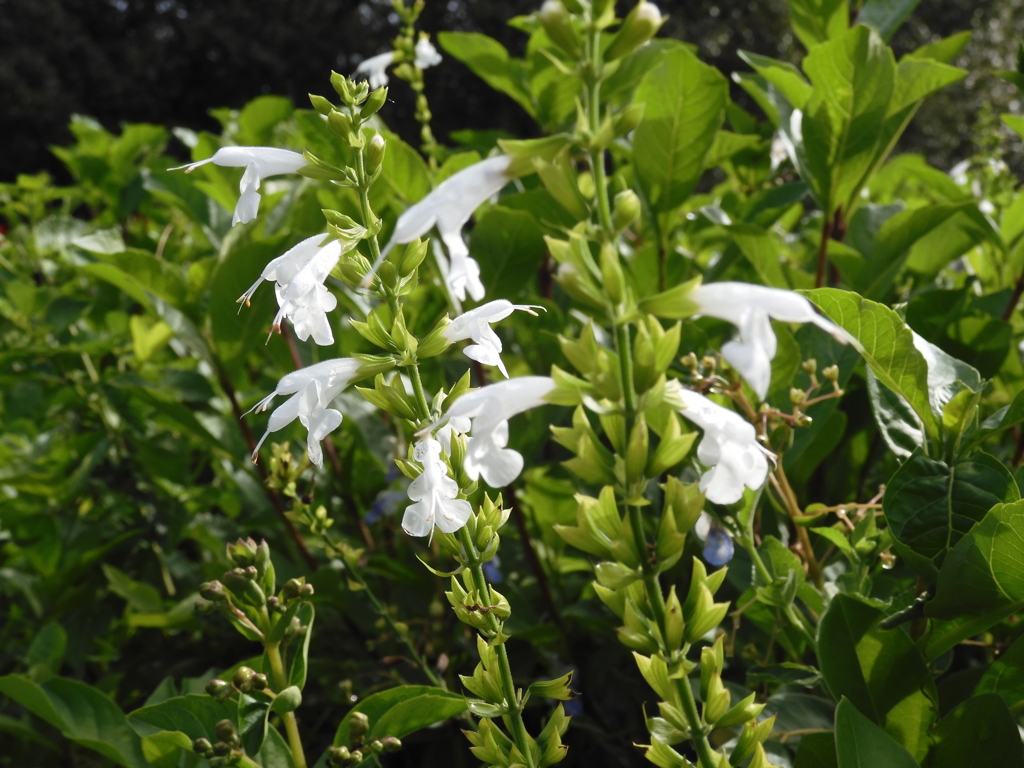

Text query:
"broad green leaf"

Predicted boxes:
[[858, 0, 921, 41], [921, 694, 1023, 768], [25, 620, 67, 677], [927, 499, 1024, 620], [883, 450, 1018, 577], [975, 633, 1024, 711], [795, 732, 838, 768], [128, 693, 236, 741], [102, 564, 163, 613], [469, 206, 548, 298], [738, 51, 812, 110], [238, 692, 273, 756], [964, 390, 1024, 452], [866, 367, 925, 460], [128, 315, 174, 362], [237, 96, 294, 146], [633, 47, 728, 212], [888, 58, 967, 116], [786, 0, 849, 50], [800, 26, 896, 216], [0, 674, 147, 768], [437, 32, 535, 118], [378, 129, 432, 206], [805, 288, 939, 438], [818, 595, 935, 756], [140, 731, 196, 768], [333, 685, 468, 745], [834, 698, 920, 768]]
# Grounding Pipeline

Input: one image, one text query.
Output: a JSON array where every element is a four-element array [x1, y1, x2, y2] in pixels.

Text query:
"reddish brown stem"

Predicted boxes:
[[1002, 271, 1024, 321], [815, 214, 834, 289]]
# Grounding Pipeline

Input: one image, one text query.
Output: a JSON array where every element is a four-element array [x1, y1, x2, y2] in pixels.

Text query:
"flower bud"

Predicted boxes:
[[192, 737, 213, 756], [309, 93, 334, 115], [226, 537, 258, 567], [330, 71, 352, 102], [272, 686, 303, 713], [369, 740, 385, 755], [365, 133, 387, 174], [599, 242, 625, 304], [789, 388, 805, 405], [822, 364, 839, 383], [206, 679, 233, 702], [252, 673, 269, 691], [214, 719, 236, 743], [612, 103, 645, 137], [539, 0, 581, 57], [802, 358, 817, 375], [300, 583, 315, 598], [381, 736, 402, 753], [328, 109, 353, 139], [283, 578, 304, 600], [349, 750, 364, 765], [612, 189, 641, 232], [232, 666, 256, 692], [360, 87, 389, 120], [328, 746, 351, 764], [212, 742, 231, 757], [349, 711, 371, 741], [605, 2, 664, 61], [199, 580, 227, 602], [266, 595, 281, 612]]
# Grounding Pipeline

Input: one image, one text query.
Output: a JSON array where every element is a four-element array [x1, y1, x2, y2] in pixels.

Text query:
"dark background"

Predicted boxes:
[[2, 0, 1023, 182]]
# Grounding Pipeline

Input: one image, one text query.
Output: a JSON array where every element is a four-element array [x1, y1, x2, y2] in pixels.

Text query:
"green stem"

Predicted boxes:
[[354, 146, 383, 265], [266, 642, 308, 768], [457, 526, 536, 768], [674, 673, 719, 768], [628, 505, 667, 633], [739, 530, 817, 650], [614, 322, 638, 424], [586, 27, 614, 236], [409, 363, 432, 422]]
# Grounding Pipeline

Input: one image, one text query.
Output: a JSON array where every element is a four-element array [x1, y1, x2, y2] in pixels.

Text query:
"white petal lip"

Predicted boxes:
[[443, 300, 542, 377], [692, 282, 848, 400], [668, 383, 771, 505], [414, 38, 442, 69], [355, 51, 395, 89], [402, 438, 473, 537]]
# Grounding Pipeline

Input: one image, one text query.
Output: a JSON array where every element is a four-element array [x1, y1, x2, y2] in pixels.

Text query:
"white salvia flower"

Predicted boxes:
[[375, 155, 515, 300], [949, 159, 970, 186], [402, 437, 473, 537], [414, 37, 442, 69], [440, 376, 555, 488], [666, 381, 772, 505], [171, 147, 306, 226], [355, 51, 395, 89], [249, 358, 363, 466], [238, 234, 342, 346], [692, 282, 847, 401], [443, 300, 543, 377]]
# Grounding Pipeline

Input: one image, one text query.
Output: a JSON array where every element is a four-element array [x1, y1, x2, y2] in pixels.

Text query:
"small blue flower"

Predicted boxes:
[[482, 555, 503, 584], [365, 489, 406, 525]]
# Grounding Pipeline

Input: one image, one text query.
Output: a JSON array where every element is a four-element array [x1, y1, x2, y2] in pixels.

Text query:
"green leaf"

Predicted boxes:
[[818, 595, 935, 756], [834, 698, 920, 768], [469, 206, 548, 298], [287, 603, 314, 689], [921, 694, 1023, 768], [747, 663, 823, 688], [378, 129, 432, 206], [805, 288, 939, 438], [237, 96, 294, 146], [975, 633, 1024, 712], [102, 563, 164, 613], [787, 0, 849, 50], [0, 674, 147, 768], [25, 620, 67, 677], [858, 0, 921, 41], [238, 692, 273, 755], [928, 499, 1024, 620], [333, 685, 468, 746], [964, 390, 1024, 452], [795, 732, 838, 768], [738, 50, 813, 110], [437, 32, 535, 118], [800, 26, 896, 216], [632, 47, 728, 212], [128, 693, 236, 741], [883, 450, 1019, 577], [140, 731, 196, 768]]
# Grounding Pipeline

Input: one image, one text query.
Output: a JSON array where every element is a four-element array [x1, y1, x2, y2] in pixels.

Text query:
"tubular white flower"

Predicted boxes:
[[172, 147, 306, 226], [414, 37, 442, 69], [402, 438, 473, 537], [666, 381, 772, 505], [692, 282, 846, 401], [375, 155, 514, 300], [238, 234, 342, 346], [443, 300, 542, 377], [355, 51, 395, 89], [249, 358, 363, 466], [440, 376, 555, 488]]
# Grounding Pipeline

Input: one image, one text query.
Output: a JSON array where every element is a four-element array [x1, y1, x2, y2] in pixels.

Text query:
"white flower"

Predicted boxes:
[[692, 282, 846, 401], [414, 37, 442, 69], [440, 376, 555, 487], [949, 159, 970, 186], [666, 382, 772, 505], [238, 234, 342, 346], [402, 438, 473, 537], [249, 358, 363, 466], [171, 147, 306, 226], [376, 155, 514, 301], [355, 51, 395, 89], [443, 300, 542, 377]]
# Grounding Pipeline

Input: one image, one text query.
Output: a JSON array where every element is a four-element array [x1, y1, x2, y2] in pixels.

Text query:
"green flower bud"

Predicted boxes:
[[214, 719, 236, 743], [350, 711, 371, 741], [599, 242, 625, 304], [369, 740, 385, 755], [309, 93, 334, 115], [349, 750, 364, 765], [605, 1, 664, 61], [300, 583, 315, 598], [612, 103, 645, 136], [212, 742, 231, 757], [365, 132, 387, 174], [822, 364, 840, 383], [789, 388, 806, 405], [252, 673, 269, 691], [266, 595, 281, 612], [192, 737, 213, 756], [328, 745, 350, 764], [802, 358, 817, 375], [226, 537, 258, 567], [381, 736, 402, 753], [539, 0, 581, 57], [360, 87, 389, 120], [612, 189, 641, 232], [330, 71, 352, 102], [232, 666, 256, 692], [703, 673, 730, 724], [206, 679, 233, 702], [199, 580, 227, 602], [271, 685, 303, 714], [283, 578, 304, 600], [328, 109, 353, 139]]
